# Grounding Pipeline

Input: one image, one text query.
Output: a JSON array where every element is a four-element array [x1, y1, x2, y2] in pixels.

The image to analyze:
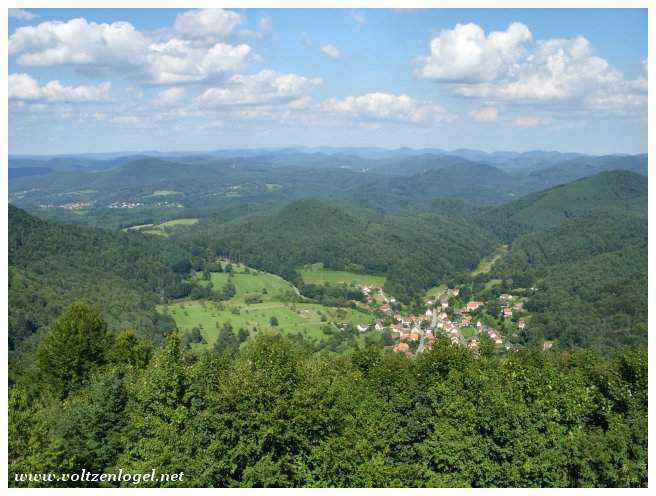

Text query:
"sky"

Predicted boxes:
[[8, 8, 648, 155]]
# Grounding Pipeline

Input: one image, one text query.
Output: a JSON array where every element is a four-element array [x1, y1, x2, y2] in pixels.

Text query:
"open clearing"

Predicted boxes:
[[471, 245, 508, 277], [163, 300, 372, 345], [124, 217, 199, 236], [163, 264, 373, 347], [299, 263, 386, 286]]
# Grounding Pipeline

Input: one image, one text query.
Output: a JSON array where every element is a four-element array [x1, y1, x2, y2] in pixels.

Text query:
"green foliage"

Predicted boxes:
[[35, 302, 112, 398], [8, 205, 188, 349], [9, 305, 648, 488], [204, 199, 496, 303]]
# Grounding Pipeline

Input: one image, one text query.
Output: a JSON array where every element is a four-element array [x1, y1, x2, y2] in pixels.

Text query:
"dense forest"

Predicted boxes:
[[484, 172, 648, 351], [8, 205, 194, 351], [7, 149, 649, 488], [9, 304, 647, 488], [192, 198, 496, 302]]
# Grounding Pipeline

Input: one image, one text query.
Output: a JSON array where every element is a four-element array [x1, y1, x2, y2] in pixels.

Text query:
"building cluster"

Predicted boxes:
[[109, 201, 143, 209], [39, 201, 91, 210], [352, 285, 529, 358]]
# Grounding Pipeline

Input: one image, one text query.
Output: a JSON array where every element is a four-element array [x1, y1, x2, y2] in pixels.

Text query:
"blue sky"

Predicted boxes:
[[8, 8, 648, 154]]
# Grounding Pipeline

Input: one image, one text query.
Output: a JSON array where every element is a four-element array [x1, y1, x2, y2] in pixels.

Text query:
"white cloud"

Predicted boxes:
[[173, 9, 242, 40], [416, 22, 531, 83], [514, 115, 549, 127], [288, 96, 313, 110], [146, 38, 251, 84], [9, 9, 38, 20], [320, 44, 341, 60], [9, 17, 252, 85], [470, 106, 499, 122], [110, 115, 142, 125], [323, 92, 450, 124], [9, 73, 111, 103], [155, 87, 185, 107], [195, 70, 322, 107], [9, 18, 149, 69], [436, 31, 647, 116], [346, 10, 366, 26]]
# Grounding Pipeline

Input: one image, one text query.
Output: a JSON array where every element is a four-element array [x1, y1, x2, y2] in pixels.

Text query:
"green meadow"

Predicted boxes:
[[163, 264, 374, 347], [299, 263, 386, 286]]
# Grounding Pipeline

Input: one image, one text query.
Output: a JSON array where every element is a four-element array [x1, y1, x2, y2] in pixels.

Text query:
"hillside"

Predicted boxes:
[[483, 170, 647, 241], [8, 205, 194, 349], [348, 162, 519, 211], [198, 198, 497, 302]]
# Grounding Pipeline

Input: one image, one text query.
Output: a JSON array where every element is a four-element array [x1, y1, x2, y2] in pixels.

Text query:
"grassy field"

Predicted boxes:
[[163, 300, 372, 345], [471, 245, 508, 277], [299, 263, 386, 286], [162, 264, 373, 347], [146, 190, 182, 197], [425, 283, 447, 300], [195, 268, 297, 301], [124, 217, 199, 236]]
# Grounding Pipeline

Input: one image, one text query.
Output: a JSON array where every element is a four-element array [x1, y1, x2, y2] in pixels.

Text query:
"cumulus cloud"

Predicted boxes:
[[155, 87, 185, 107], [9, 8, 38, 20], [323, 92, 450, 124], [470, 106, 499, 122], [320, 44, 341, 60], [110, 115, 142, 125], [346, 10, 366, 26], [416, 22, 532, 83], [146, 38, 251, 84], [514, 115, 549, 127], [418, 25, 647, 116], [195, 70, 322, 107], [173, 8, 242, 39], [9, 16, 252, 85], [9, 73, 111, 103]]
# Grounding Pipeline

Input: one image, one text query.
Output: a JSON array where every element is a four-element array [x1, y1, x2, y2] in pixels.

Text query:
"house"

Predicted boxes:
[[518, 319, 526, 330], [543, 341, 554, 351], [468, 339, 479, 350], [437, 312, 448, 321], [425, 300, 434, 306], [393, 342, 410, 354], [476, 320, 482, 328], [466, 301, 484, 312], [425, 309, 434, 318], [513, 302, 524, 312], [375, 322, 384, 331], [502, 306, 513, 318], [409, 331, 420, 341], [451, 288, 460, 296], [380, 303, 392, 314], [500, 293, 513, 301], [461, 315, 472, 326], [357, 324, 369, 333]]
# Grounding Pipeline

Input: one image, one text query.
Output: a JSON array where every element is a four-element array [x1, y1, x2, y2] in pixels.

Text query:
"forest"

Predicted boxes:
[[7, 150, 649, 488], [9, 304, 647, 488]]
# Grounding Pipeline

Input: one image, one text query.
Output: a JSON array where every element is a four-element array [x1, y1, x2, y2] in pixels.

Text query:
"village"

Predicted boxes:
[[346, 284, 537, 357]]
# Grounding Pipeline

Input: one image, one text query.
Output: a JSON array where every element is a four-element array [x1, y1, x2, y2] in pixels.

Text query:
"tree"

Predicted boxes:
[[269, 316, 279, 327], [35, 302, 112, 399], [213, 323, 239, 356]]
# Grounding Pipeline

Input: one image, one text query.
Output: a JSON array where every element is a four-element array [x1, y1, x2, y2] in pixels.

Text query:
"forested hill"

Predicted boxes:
[[349, 161, 519, 211], [483, 170, 647, 241], [8, 205, 194, 349], [483, 171, 648, 350], [197, 198, 497, 302]]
